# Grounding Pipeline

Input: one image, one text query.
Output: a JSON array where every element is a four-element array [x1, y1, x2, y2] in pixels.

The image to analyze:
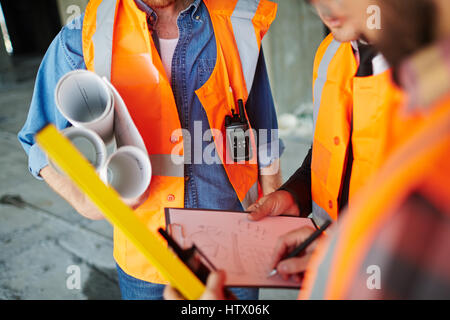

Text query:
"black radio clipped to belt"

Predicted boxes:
[[225, 99, 252, 162]]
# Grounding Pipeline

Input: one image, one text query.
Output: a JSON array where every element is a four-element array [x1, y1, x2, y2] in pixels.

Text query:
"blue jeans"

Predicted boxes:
[[116, 264, 259, 300]]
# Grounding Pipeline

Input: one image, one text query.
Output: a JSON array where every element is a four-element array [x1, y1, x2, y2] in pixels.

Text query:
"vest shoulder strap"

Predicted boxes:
[[83, 0, 119, 78], [204, 0, 276, 18], [204, 0, 277, 94], [313, 34, 337, 72], [312, 35, 343, 133], [204, 0, 276, 36]]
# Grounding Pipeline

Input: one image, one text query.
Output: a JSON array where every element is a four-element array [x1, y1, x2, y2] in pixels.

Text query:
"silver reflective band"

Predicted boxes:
[[150, 154, 184, 178], [312, 201, 333, 227], [313, 39, 341, 135], [231, 0, 261, 94], [308, 232, 339, 299], [92, 0, 117, 80], [241, 182, 259, 210]]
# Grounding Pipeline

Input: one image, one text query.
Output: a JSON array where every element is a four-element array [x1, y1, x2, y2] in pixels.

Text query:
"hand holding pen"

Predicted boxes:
[[268, 220, 332, 282]]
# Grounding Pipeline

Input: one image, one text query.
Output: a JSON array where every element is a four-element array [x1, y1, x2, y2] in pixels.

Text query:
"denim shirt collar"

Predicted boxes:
[[134, 0, 202, 27]]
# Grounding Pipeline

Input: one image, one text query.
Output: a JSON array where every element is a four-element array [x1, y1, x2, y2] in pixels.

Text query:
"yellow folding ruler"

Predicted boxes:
[[36, 124, 205, 300]]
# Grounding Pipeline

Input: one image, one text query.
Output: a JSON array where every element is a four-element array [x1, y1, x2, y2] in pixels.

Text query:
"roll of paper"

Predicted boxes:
[[55, 70, 152, 201], [104, 146, 152, 201], [55, 70, 115, 143], [50, 127, 107, 174]]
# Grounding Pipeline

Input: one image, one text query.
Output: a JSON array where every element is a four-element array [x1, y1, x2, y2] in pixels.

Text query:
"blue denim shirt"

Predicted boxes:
[[18, 0, 283, 212]]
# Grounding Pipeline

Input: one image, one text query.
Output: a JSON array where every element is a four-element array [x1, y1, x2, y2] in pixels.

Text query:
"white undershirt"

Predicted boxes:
[[159, 38, 179, 84]]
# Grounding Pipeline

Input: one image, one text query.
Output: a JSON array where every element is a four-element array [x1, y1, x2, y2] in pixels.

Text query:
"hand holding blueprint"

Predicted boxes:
[[165, 208, 316, 288]]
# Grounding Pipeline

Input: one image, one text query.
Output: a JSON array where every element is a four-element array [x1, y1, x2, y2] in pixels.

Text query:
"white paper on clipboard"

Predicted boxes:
[[165, 208, 316, 288]]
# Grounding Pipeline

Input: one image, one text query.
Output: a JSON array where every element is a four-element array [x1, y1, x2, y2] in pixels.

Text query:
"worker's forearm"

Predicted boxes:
[[40, 165, 105, 220], [259, 159, 283, 195]]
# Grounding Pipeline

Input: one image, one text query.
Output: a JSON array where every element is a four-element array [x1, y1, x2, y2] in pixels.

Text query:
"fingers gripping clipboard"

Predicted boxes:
[[36, 125, 206, 300]]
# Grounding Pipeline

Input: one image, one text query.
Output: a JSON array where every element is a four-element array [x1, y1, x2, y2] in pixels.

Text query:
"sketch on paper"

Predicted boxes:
[[166, 208, 315, 288]]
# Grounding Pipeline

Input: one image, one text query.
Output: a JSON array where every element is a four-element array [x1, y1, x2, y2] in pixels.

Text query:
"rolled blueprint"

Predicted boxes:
[[104, 146, 152, 201], [55, 70, 152, 202], [55, 70, 115, 143], [50, 127, 107, 174]]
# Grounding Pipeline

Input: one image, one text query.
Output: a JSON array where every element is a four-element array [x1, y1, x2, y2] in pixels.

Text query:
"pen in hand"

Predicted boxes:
[[267, 220, 332, 278]]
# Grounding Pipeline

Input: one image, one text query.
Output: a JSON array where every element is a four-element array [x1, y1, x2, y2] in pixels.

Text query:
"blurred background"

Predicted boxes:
[[0, 0, 325, 299]]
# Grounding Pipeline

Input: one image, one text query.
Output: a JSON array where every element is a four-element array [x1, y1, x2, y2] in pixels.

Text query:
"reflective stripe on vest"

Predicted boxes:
[[313, 39, 341, 135], [149, 154, 184, 178], [231, 0, 261, 94], [241, 181, 259, 210], [307, 231, 339, 299], [92, 0, 117, 80], [312, 200, 332, 227]]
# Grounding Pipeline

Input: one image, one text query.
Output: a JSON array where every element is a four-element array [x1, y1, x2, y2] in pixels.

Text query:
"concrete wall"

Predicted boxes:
[[262, 1, 325, 178], [56, 0, 89, 26], [264, 0, 324, 114]]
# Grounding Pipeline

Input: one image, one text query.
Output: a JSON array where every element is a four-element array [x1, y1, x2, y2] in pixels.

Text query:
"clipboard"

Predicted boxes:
[[165, 208, 316, 288], [36, 125, 206, 300]]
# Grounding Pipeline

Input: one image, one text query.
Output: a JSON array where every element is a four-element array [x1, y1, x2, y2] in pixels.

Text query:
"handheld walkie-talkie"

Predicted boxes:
[[159, 227, 236, 299], [225, 99, 252, 162], [158, 228, 216, 284]]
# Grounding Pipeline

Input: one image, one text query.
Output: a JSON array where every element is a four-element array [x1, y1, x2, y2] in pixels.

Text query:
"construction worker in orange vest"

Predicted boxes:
[[245, 0, 403, 281], [301, 0, 450, 299], [18, 0, 284, 300], [165, 0, 450, 300], [248, 0, 404, 227]]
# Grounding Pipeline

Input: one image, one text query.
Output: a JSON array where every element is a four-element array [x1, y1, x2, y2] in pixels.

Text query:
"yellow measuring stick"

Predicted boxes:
[[36, 124, 205, 300]]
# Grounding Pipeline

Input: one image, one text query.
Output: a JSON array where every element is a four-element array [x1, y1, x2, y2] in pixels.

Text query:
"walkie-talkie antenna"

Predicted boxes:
[[238, 99, 246, 123]]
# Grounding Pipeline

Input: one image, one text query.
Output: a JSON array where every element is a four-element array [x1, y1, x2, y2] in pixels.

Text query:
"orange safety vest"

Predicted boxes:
[[82, 0, 277, 283], [311, 34, 404, 224], [300, 95, 450, 299]]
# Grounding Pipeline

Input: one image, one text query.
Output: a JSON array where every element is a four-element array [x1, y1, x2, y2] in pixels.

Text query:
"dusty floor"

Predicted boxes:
[[0, 57, 310, 300]]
